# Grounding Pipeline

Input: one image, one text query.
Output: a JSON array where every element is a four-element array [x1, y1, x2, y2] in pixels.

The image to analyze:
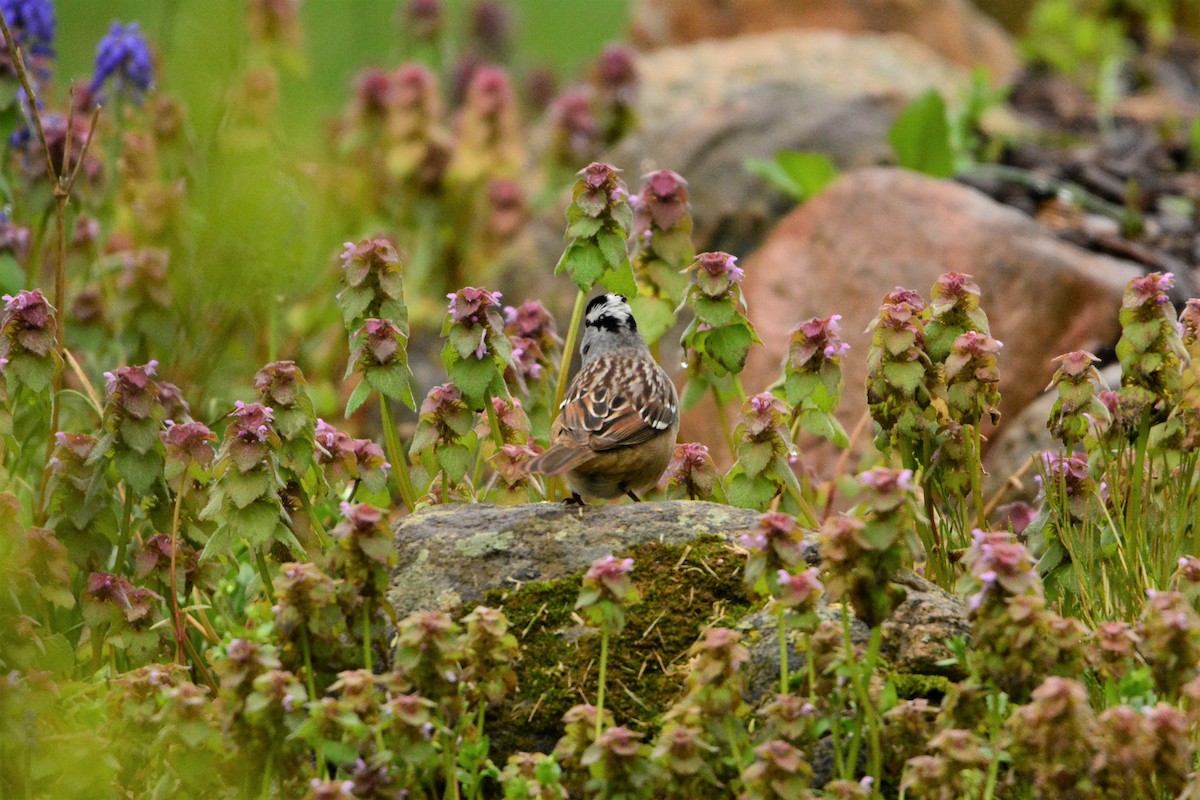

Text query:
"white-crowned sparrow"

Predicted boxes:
[[524, 293, 679, 503]]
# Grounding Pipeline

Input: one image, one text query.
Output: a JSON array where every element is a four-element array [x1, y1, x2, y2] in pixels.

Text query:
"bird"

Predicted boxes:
[[524, 293, 679, 504]]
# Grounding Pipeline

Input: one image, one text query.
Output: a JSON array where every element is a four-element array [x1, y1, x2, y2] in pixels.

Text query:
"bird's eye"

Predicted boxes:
[[582, 343, 591, 355]]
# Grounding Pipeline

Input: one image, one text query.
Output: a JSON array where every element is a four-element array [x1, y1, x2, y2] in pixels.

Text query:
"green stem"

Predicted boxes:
[[1126, 409, 1151, 569], [300, 625, 325, 776], [113, 490, 136, 576], [482, 388, 506, 450], [971, 423, 985, 532], [595, 626, 609, 740], [379, 396, 417, 512], [554, 289, 587, 414], [169, 484, 187, 666], [777, 606, 789, 696], [299, 490, 330, 549], [361, 601, 373, 673], [255, 550, 276, 605], [712, 385, 737, 459], [442, 730, 461, 800]]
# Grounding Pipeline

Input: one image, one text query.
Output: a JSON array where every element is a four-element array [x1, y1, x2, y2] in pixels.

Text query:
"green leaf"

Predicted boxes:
[[566, 215, 604, 239], [693, 296, 736, 327], [115, 449, 163, 494], [119, 416, 162, 455], [337, 285, 374, 326], [705, 324, 754, 375], [450, 356, 500, 409], [725, 471, 777, 510], [889, 90, 955, 178], [436, 442, 473, 483], [881, 360, 927, 394], [736, 440, 775, 478], [598, 258, 638, 298], [627, 295, 677, 347], [556, 241, 605, 292], [230, 501, 286, 549], [223, 469, 273, 509], [367, 362, 415, 408], [776, 151, 841, 198], [345, 380, 372, 417], [798, 408, 849, 447], [745, 157, 805, 200], [596, 229, 628, 270], [6, 352, 54, 394], [448, 325, 485, 361]]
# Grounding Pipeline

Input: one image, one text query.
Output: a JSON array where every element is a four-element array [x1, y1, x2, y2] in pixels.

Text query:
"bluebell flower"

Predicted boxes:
[[90, 21, 153, 102], [0, 0, 56, 57]]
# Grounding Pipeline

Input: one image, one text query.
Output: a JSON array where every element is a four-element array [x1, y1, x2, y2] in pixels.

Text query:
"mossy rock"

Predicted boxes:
[[388, 501, 772, 756], [386, 501, 968, 761], [478, 535, 755, 756], [388, 500, 779, 618]]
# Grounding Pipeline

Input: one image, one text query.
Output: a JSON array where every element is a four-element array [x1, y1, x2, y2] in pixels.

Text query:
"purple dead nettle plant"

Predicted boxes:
[[724, 392, 805, 516], [445, 64, 523, 187], [255, 360, 327, 546], [337, 236, 416, 509], [1115, 271, 1185, 423], [503, 298, 560, 439], [865, 287, 938, 460], [776, 313, 850, 448], [200, 401, 302, 583], [326, 502, 396, 670], [961, 530, 1088, 702], [1046, 349, 1111, 453], [661, 441, 725, 502], [660, 626, 752, 785], [576, 554, 641, 739], [553, 162, 637, 409], [313, 418, 390, 496], [678, 251, 758, 414], [628, 169, 693, 348], [592, 44, 637, 146], [410, 382, 477, 501]]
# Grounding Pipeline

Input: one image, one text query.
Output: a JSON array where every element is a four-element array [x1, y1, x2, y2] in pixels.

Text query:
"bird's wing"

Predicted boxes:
[[558, 355, 678, 452]]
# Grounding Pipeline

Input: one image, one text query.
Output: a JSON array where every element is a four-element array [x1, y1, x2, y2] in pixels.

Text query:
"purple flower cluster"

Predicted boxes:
[[91, 21, 154, 102], [0, 0, 55, 56]]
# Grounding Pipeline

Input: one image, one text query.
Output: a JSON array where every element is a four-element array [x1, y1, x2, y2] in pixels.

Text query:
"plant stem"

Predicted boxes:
[[113, 490, 136, 576], [361, 601, 373, 672], [255, 550, 276, 605], [379, 395, 417, 512], [971, 422, 985, 531], [482, 388, 506, 450], [595, 626, 609, 740], [777, 606, 790, 695], [300, 625, 325, 776], [554, 289, 586, 414], [712, 385, 737, 459], [169, 483, 187, 666], [298, 490, 330, 549], [1125, 408, 1151, 573]]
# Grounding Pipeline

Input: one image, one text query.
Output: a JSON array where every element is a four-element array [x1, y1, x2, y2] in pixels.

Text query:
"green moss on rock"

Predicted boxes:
[[478, 535, 756, 757], [889, 671, 952, 702]]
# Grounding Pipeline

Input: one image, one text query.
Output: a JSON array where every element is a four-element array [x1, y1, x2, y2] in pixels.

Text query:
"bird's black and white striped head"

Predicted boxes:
[[585, 293, 637, 334], [579, 293, 647, 365]]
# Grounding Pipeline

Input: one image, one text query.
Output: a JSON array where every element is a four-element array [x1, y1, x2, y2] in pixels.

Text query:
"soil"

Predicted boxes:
[[958, 40, 1200, 312]]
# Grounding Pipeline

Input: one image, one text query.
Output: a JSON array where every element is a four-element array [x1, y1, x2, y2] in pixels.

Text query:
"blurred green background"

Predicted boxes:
[[57, 0, 631, 150], [47, 1, 630, 409]]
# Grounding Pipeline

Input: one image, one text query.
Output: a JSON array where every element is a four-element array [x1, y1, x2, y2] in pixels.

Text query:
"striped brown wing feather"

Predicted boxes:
[[559, 355, 679, 452]]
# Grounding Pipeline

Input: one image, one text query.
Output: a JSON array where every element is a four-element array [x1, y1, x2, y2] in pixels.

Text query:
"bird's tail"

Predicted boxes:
[[522, 444, 592, 477]]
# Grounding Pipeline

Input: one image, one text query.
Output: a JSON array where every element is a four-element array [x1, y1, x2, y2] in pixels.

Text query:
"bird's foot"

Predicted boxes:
[[622, 487, 642, 502], [562, 492, 586, 507]]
